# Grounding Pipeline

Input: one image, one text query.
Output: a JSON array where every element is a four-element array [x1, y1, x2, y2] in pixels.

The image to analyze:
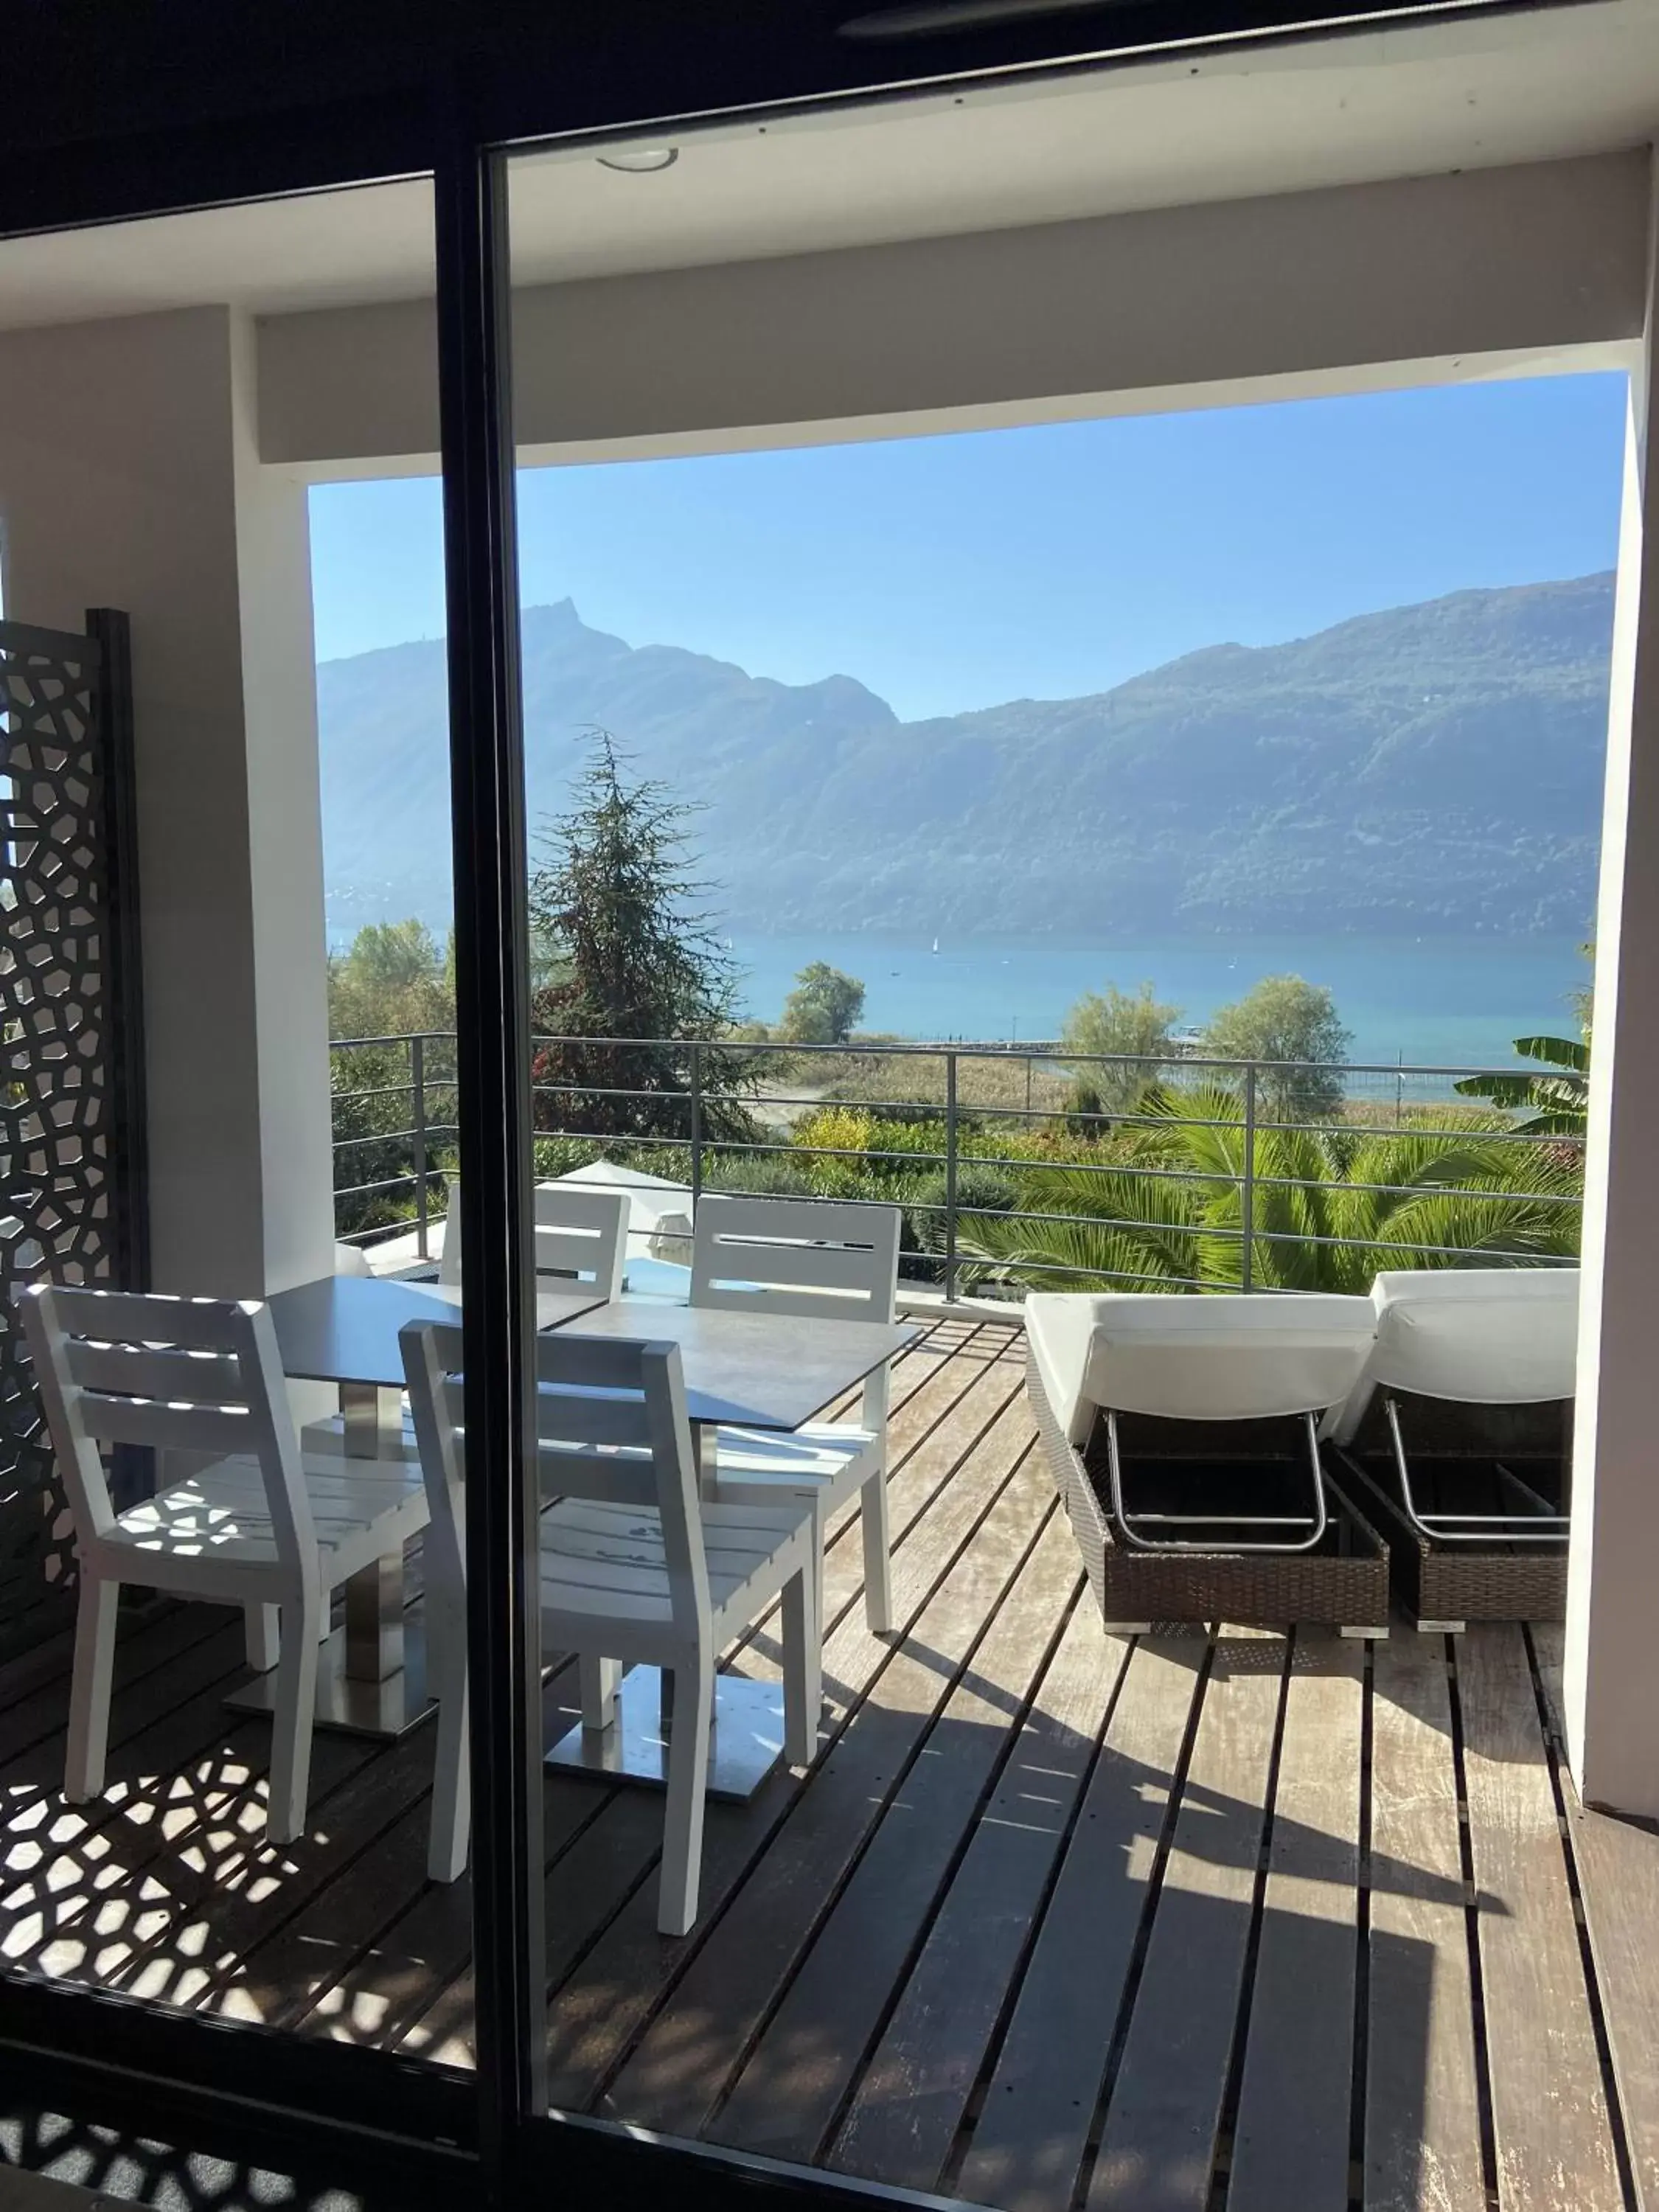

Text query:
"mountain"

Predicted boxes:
[[317, 574, 1613, 940]]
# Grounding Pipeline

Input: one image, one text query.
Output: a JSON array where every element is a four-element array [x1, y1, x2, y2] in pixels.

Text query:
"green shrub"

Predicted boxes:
[[900, 1164, 1019, 1279], [703, 1152, 819, 1199], [790, 1106, 952, 1186], [532, 1134, 610, 1179]]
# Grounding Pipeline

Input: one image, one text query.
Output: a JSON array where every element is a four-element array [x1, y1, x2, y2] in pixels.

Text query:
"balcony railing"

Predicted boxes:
[[330, 1032, 1583, 1298]]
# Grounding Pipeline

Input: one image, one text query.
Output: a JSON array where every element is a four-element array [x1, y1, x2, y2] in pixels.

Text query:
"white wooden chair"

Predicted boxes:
[[690, 1192, 902, 1632], [22, 1284, 428, 1842], [438, 1178, 628, 1298], [402, 1318, 821, 1935]]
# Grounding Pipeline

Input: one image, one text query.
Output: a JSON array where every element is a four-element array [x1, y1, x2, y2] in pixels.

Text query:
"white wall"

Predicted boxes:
[[0, 304, 334, 1299], [1565, 159, 1659, 1820], [258, 150, 1648, 473]]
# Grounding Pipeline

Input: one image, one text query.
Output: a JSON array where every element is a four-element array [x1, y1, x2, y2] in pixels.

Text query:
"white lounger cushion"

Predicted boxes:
[[1025, 1291, 1377, 1444], [1333, 1267, 1580, 1441]]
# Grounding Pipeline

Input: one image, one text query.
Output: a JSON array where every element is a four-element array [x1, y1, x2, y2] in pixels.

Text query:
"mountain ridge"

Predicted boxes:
[[319, 571, 1612, 939]]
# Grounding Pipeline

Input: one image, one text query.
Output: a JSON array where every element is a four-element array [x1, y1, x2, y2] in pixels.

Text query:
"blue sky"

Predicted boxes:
[[309, 372, 1630, 722]]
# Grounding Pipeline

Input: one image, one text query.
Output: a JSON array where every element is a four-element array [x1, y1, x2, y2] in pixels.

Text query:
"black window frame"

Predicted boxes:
[[0, 1, 1581, 2200]]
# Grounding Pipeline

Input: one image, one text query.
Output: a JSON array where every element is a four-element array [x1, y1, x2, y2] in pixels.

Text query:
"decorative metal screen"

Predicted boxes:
[[0, 614, 143, 1649]]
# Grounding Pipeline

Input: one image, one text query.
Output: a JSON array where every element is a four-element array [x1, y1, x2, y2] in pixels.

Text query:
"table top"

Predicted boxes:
[[555, 1298, 920, 1431], [267, 1273, 607, 1391]]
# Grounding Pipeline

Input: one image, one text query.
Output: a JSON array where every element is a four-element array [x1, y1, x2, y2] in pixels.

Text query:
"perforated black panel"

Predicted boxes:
[[0, 622, 113, 1627]]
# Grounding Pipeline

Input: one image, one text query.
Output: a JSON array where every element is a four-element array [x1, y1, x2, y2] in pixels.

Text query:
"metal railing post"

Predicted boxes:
[[411, 1033, 429, 1259], [1241, 1062, 1256, 1295], [945, 1049, 959, 1304], [689, 1039, 703, 1207]]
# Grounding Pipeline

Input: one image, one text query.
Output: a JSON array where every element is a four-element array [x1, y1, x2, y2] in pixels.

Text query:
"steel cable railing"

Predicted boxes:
[[329, 1032, 1584, 1297]]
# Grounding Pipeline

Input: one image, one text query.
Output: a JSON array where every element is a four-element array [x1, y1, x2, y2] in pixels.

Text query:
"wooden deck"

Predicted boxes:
[[3, 1311, 1658, 2211]]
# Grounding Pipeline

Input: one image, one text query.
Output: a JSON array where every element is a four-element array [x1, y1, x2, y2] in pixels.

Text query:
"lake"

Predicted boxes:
[[727, 931, 1590, 1070]]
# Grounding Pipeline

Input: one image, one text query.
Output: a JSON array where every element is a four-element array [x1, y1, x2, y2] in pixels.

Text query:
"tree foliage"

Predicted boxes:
[[780, 962, 866, 1046], [1454, 1033, 1589, 1138], [1060, 982, 1183, 1114], [527, 729, 760, 1141], [327, 919, 454, 1043], [328, 922, 456, 1239], [958, 1083, 1581, 1294], [1203, 974, 1352, 1119]]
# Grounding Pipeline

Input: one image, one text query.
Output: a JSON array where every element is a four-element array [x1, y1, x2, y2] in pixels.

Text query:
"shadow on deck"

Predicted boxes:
[[1, 1314, 1656, 2211]]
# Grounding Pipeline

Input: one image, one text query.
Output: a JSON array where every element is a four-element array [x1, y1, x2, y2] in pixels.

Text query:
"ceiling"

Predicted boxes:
[[0, 0, 1656, 330]]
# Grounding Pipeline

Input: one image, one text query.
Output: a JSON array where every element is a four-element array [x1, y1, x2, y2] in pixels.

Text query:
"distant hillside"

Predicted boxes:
[[318, 574, 1612, 938]]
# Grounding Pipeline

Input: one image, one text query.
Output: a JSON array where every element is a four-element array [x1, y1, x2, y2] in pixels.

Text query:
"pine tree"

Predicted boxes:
[[527, 730, 759, 1141]]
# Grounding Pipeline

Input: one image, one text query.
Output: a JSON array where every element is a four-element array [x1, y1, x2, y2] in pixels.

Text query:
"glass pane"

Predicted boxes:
[[0, 177, 473, 2091], [494, 74, 1622, 2211]]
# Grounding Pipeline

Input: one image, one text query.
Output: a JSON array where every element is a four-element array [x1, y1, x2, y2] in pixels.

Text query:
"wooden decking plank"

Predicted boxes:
[[955, 1635, 1206, 2212], [1365, 1630, 1485, 2212], [1227, 1635, 1363, 2212], [0, 1619, 263, 1966], [26, 1714, 371, 1995], [294, 1656, 591, 2048], [1531, 1621, 1659, 2212], [821, 1586, 1121, 2191], [404, 1774, 681, 2069], [573, 1441, 1051, 2135], [1562, 1799, 1659, 2211], [787, 1324, 1023, 1635], [714, 1510, 1085, 2166], [299, 1863, 473, 2048], [0, 1600, 232, 1774], [1086, 1630, 1288, 2212], [816, 1316, 981, 1429], [167, 1727, 438, 2015], [0, 1625, 74, 1719], [0, 1613, 244, 1842], [821, 1326, 1024, 1557], [532, 1381, 1041, 2110], [1458, 1623, 1622, 2212], [215, 1778, 437, 2030], [1, 1327, 1643, 2212]]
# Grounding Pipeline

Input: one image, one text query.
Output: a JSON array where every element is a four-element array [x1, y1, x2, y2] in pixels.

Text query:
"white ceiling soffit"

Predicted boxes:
[[0, 0, 1655, 330]]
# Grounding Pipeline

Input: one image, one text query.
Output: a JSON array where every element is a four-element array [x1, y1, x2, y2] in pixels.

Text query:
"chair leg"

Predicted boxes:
[[65, 1576, 119, 1802], [266, 1590, 321, 1846], [860, 1462, 894, 1633], [658, 1657, 713, 1937], [781, 1557, 821, 1769], [580, 1653, 622, 1731], [428, 1649, 471, 1882], [245, 1601, 280, 1672]]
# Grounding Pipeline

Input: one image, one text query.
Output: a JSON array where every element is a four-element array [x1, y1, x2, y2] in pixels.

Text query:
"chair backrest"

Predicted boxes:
[[689, 1193, 900, 1326], [1071, 1292, 1377, 1425], [438, 1179, 464, 1288], [334, 1241, 373, 1279], [400, 1320, 710, 1636], [437, 1181, 627, 1300], [533, 1183, 627, 1299], [21, 1284, 315, 1573], [1334, 1267, 1581, 1441]]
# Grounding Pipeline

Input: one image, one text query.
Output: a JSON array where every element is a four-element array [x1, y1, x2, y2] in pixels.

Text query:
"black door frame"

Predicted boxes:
[[0, 2, 1578, 2202]]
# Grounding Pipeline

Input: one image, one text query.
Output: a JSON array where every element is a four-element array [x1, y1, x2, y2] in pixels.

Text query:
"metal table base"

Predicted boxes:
[[225, 1614, 435, 1740], [545, 1667, 787, 1802], [226, 1381, 436, 1740]]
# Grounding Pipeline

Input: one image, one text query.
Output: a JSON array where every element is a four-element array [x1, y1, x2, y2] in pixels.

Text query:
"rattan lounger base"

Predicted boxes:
[[1332, 1446, 1567, 1629], [1028, 1344, 1391, 1635]]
